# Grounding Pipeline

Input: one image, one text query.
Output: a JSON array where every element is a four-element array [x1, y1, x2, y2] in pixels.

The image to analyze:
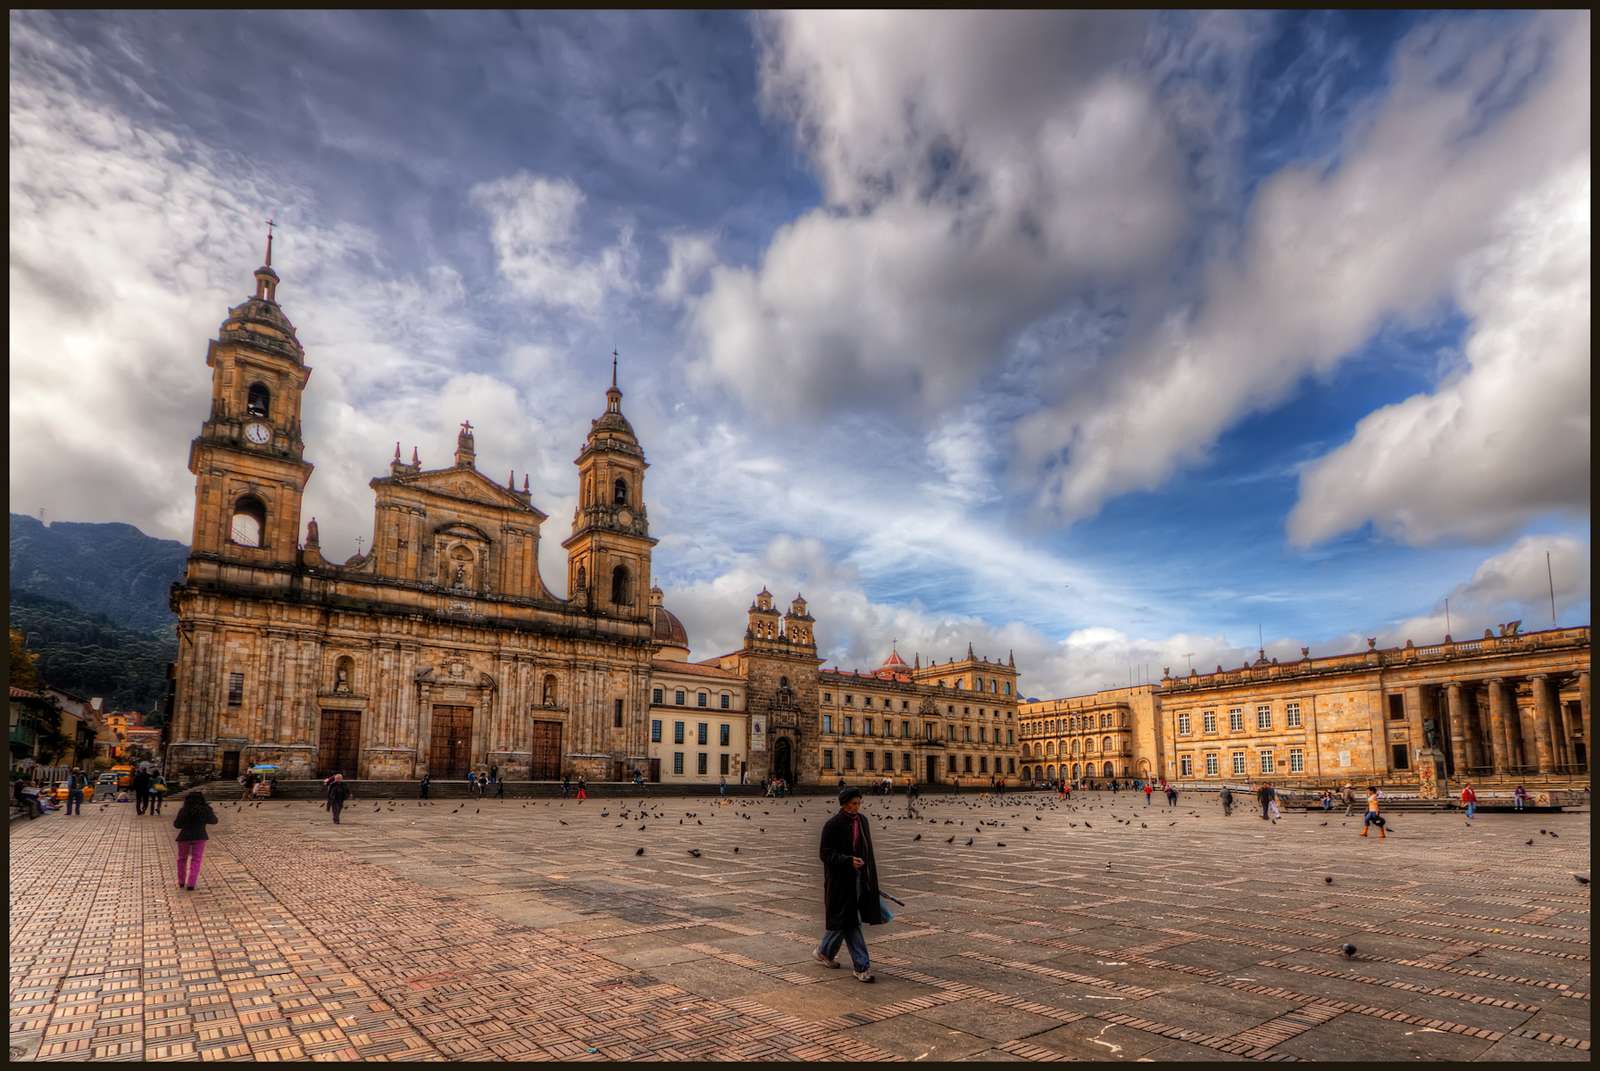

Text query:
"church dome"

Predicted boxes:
[[649, 586, 690, 659]]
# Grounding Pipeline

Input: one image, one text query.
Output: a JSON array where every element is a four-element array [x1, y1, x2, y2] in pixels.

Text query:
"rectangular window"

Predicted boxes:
[[1205, 753, 1219, 776], [901, 720, 910, 738], [227, 672, 244, 706], [824, 692, 832, 703], [650, 719, 662, 743], [1007, 757, 1015, 773], [823, 749, 834, 770], [697, 753, 708, 775], [697, 693, 707, 708], [1006, 729, 1013, 745], [1391, 743, 1410, 770], [719, 724, 730, 747], [1388, 694, 1406, 721], [1177, 712, 1191, 736], [947, 754, 957, 771], [964, 726, 972, 741], [652, 687, 663, 705], [1231, 752, 1246, 775], [979, 727, 987, 743], [1180, 754, 1193, 776], [964, 755, 973, 772], [673, 721, 684, 745], [1286, 702, 1302, 728], [903, 752, 912, 772], [720, 694, 730, 710], [979, 756, 988, 773], [697, 723, 708, 746], [1259, 750, 1275, 774], [673, 752, 683, 775], [1256, 705, 1271, 731], [614, 699, 623, 728], [1289, 748, 1305, 773], [845, 716, 854, 735], [864, 718, 874, 737], [845, 694, 854, 705], [865, 751, 875, 770], [675, 690, 685, 706], [823, 714, 833, 734], [1228, 707, 1243, 732], [844, 751, 856, 770], [902, 700, 909, 710], [720, 753, 730, 775], [883, 751, 893, 771], [926, 724, 936, 739], [1203, 711, 1216, 734]]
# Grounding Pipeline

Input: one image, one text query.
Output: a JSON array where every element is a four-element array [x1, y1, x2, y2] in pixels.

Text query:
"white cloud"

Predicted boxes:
[[654, 230, 717, 304], [1288, 162, 1590, 545], [1015, 11, 1591, 523], [469, 172, 637, 315], [689, 11, 1196, 417]]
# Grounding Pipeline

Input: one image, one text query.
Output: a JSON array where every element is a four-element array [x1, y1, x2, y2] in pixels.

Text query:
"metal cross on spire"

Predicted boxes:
[[264, 218, 276, 267], [611, 348, 619, 389]]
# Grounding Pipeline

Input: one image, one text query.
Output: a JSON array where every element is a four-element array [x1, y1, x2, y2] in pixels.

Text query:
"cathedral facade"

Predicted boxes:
[[167, 247, 659, 783]]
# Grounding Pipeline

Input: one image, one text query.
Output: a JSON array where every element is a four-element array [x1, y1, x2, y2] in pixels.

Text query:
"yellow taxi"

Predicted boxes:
[[48, 781, 96, 802]]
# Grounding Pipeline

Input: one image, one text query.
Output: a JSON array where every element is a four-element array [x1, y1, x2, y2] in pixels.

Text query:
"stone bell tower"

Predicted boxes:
[[187, 225, 314, 573], [561, 355, 655, 617], [729, 588, 822, 785]]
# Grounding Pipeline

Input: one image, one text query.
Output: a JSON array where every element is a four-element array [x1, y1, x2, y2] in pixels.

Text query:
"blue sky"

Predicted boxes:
[[8, 11, 1590, 696]]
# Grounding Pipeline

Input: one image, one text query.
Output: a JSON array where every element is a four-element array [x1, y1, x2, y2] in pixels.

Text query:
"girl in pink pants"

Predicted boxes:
[[171, 790, 219, 890]]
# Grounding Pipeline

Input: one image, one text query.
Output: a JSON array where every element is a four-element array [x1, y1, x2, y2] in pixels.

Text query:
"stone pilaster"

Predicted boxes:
[[1485, 678, 1511, 775], [1529, 674, 1558, 774]]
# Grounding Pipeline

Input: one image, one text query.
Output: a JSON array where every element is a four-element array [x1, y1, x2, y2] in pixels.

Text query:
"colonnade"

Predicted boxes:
[[1422, 670, 1589, 777]]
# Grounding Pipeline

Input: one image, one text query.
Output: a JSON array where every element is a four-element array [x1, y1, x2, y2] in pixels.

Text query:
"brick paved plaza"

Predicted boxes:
[[8, 789, 1591, 1062]]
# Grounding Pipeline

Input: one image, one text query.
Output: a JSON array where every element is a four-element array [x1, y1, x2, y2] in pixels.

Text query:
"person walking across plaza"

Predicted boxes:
[[173, 789, 219, 890], [419, 773, 430, 800], [65, 767, 88, 817], [495, 772, 506, 800], [1513, 784, 1528, 811], [1342, 783, 1357, 817], [1460, 782, 1477, 820], [1267, 786, 1282, 822], [133, 766, 152, 816], [1165, 784, 1178, 809], [1219, 784, 1233, 817], [327, 773, 350, 824], [150, 770, 167, 814], [561, 773, 571, 799], [1360, 786, 1386, 838], [1258, 782, 1273, 820], [719, 776, 727, 798], [906, 781, 921, 819], [814, 786, 886, 983], [575, 776, 588, 802], [1143, 781, 1153, 807]]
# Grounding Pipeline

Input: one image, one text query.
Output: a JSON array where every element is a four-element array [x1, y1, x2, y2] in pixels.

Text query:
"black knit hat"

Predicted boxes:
[[839, 786, 863, 805]]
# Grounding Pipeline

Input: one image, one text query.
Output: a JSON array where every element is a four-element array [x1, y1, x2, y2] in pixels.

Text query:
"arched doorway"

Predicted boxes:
[[773, 736, 793, 784]]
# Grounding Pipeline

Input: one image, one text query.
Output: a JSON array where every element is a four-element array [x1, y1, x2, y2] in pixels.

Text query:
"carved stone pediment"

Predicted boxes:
[[391, 467, 547, 518]]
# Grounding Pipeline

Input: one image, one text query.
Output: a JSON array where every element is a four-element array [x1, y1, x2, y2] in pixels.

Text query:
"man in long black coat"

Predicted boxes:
[[132, 767, 152, 815], [814, 786, 884, 982]]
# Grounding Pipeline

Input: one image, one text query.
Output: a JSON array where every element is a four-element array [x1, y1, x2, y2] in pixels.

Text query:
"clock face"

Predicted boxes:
[[245, 422, 271, 444], [616, 508, 634, 527]]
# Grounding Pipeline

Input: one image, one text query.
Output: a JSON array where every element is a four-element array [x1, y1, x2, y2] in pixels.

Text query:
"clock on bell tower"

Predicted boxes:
[[187, 226, 314, 569]]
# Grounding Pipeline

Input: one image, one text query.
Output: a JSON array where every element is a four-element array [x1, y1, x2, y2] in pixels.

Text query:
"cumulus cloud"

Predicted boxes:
[[1014, 11, 1590, 522], [655, 230, 718, 304], [469, 172, 637, 315], [1288, 163, 1590, 545], [689, 11, 1198, 415]]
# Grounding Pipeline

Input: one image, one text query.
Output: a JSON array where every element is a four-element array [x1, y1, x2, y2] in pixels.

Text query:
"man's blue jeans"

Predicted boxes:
[[817, 926, 870, 972], [1514, 797, 1525, 811]]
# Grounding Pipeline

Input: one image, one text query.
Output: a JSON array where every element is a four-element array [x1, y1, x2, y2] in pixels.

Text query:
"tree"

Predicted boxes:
[[9, 628, 41, 689]]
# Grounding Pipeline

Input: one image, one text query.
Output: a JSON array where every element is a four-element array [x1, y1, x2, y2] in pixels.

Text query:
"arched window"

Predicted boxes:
[[1103, 735, 1113, 754], [1086, 738, 1097, 753], [614, 477, 628, 505], [611, 564, 631, 605], [1071, 739, 1079, 755], [229, 495, 267, 547], [575, 565, 586, 593], [976, 677, 984, 692], [542, 674, 559, 707], [779, 676, 790, 689], [991, 679, 998, 694], [1072, 763, 1080, 779], [246, 382, 271, 418], [1103, 761, 1114, 778], [1046, 764, 1056, 781]]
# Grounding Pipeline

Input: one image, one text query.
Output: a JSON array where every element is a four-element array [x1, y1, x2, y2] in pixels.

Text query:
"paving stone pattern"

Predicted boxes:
[[8, 789, 1590, 1061]]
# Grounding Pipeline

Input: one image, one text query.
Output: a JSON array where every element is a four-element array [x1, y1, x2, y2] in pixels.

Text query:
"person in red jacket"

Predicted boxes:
[[1143, 781, 1154, 807], [1460, 783, 1477, 821]]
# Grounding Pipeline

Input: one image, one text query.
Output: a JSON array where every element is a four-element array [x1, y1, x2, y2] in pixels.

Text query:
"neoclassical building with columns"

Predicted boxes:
[[1019, 626, 1589, 791]]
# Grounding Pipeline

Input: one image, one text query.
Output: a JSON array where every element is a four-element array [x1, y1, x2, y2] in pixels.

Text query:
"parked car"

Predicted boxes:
[[48, 781, 95, 803], [96, 772, 119, 787]]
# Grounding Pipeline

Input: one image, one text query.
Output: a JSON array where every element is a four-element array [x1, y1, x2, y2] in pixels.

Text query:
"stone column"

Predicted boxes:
[[1550, 685, 1572, 771], [1485, 678, 1511, 775], [1445, 682, 1472, 773], [1529, 674, 1558, 774], [1581, 671, 1592, 766], [1514, 682, 1541, 775]]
